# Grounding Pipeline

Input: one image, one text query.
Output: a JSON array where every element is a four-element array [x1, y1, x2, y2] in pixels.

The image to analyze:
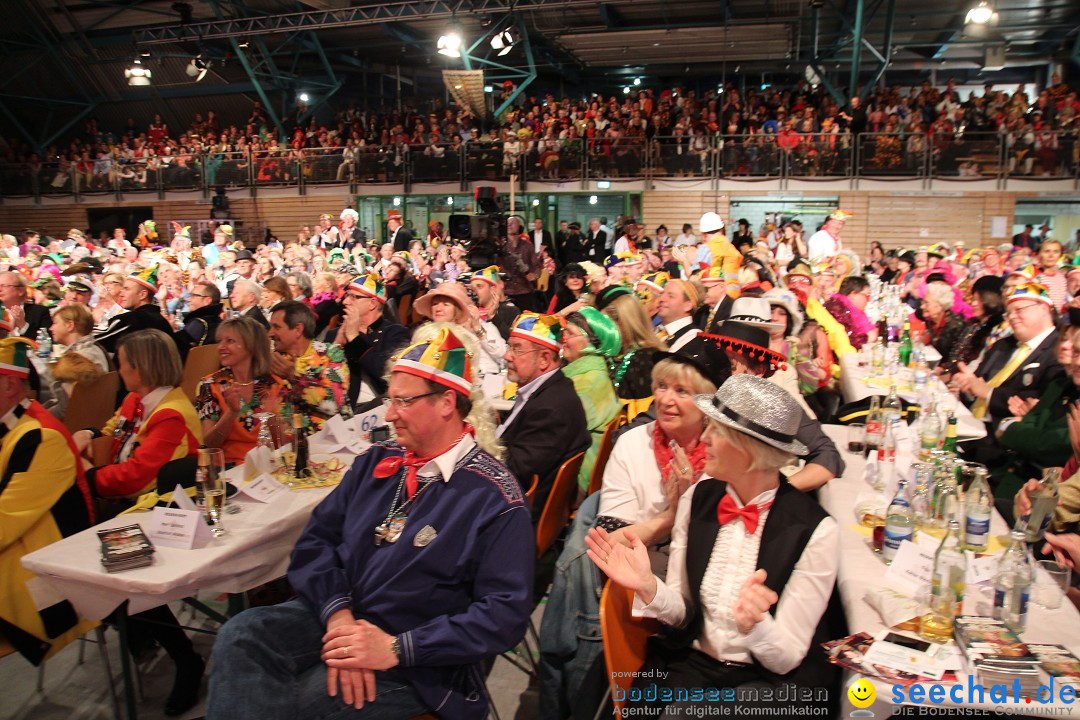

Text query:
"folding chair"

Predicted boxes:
[[599, 580, 662, 716], [586, 413, 625, 497], [180, 343, 221, 401], [63, 372, 120, 433]]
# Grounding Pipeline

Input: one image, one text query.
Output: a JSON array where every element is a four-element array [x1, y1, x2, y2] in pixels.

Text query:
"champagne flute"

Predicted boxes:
[[198, 447, 228, 536]]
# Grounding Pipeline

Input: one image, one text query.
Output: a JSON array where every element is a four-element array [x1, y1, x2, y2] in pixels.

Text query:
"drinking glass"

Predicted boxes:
[[1034, 560, 1071, 610], [198, 448, 227, 537], [847, 424, 866, 454]]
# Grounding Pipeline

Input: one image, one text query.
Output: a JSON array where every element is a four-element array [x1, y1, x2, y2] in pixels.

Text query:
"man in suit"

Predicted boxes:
[[333, 274, 410, 410], [388, 209, 413, 252], [530, 218, 557, 267], [94, 266, 174, 355], [695, 266, 735, 333], [584, 218, 607, 262], [230, 278, 270, 329], [0, 271, 50, 339], [175, 280, 223, 361], [953, 282, 1062, 433], [656, 279, 701, 352], [498, 313, 589, 521]]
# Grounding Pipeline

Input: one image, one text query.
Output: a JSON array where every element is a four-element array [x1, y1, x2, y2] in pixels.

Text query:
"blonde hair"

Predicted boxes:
[[708, 418, 795, 473], [53, 302, 94, 336], [394, 322, 505, 461], [651, 358, 717, 396], [217, 316, 272, 378], [604, 294, 666, 352], [117, 329, 183, 389], [313, 272, 337, 294]]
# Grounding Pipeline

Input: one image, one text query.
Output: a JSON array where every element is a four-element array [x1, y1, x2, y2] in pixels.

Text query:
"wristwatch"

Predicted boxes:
[[390, 636, 401, 662]]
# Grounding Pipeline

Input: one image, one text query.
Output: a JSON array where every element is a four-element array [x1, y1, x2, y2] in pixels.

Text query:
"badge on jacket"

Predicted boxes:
[[414, 525, 437, 547]]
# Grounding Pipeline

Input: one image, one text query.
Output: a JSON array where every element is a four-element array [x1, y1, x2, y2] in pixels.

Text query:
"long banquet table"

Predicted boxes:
[[819, 424, 1080, 715]]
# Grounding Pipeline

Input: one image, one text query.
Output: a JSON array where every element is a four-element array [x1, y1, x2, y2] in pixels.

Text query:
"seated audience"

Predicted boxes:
[[95, 266, 174, 354], [942, 279, 1004, 375], [267, 300, 353, 429], [175, 280, 223, 361], [561, 307, 622, 491], [586, 374, 838, 716], [197, 317, 287, 466], [231, 278, 269, 329], [823, 275, 874, 350], [208, 325, 533, 720], [498, 312, 590, 518], [333, 274, 410, 409], [655, 279, 702, 352], [470, 265, 522, 340], [43, 303, 109, 419], [600, 286, 666, 420], [921, 281, 966, 358]]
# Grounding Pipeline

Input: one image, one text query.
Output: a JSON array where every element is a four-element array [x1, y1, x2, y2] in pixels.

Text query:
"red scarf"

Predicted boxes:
[[652, 423, 706, 483], [374, 423, 474, 499]]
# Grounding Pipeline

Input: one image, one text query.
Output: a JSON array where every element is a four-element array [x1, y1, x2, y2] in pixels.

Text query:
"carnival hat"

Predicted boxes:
[[726, 296, 784, 332], [565, 306, 622, 359], [0, 337, 36, 378], [652, 335, 731, 388], [348, 273, 387, 304], [700, 266, 726, 286], [1005, 281, 1052, 307], [763, 288, 804, 336], [391, 325, 473, 395], [594, 285, 633, 311], [828, 209, 853, 222], [129, 264, 160, 294], [509, 312, 564, 352], [414, 280, 476, 320], [694, 374, 808, 455], [65, 278, 96, 295], [636, 271, 669, 294], [471, 265, 502, 287], [785, 260, 813, 279]]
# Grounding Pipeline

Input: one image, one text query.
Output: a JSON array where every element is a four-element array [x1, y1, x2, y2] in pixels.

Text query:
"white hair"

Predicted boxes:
[[393, 322, 505, 462], [924, 282, 954, 309], [233, 278, 262, 298]]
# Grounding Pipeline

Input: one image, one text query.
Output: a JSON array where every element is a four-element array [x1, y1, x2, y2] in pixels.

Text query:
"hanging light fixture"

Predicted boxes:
[[124, 57, 152, 86], [186, 54, 210, 82], [965, 0, 996, 25], [490, 29, 515, 57], [438, 32, 463, 57]]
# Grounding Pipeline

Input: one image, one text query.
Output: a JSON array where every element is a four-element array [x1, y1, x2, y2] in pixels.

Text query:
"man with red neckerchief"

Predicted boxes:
[[208, 325, 533, 720]]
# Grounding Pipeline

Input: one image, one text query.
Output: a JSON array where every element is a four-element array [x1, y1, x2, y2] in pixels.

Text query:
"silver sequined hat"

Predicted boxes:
[[693, 374, 808, 456]]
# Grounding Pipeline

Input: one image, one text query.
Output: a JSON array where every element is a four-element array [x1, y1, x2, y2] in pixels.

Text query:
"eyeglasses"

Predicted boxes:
[[1006, 303, 1043, 318], [384, 390, 443, 409], [507, 344, 543, 357], [346, 292, 375, 302], [190, 293, 211, 299]]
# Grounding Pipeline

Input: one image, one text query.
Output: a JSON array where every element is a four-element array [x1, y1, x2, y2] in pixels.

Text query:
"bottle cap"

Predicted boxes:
[[292, 414, 305, 429], [198, 447, 213, 464]]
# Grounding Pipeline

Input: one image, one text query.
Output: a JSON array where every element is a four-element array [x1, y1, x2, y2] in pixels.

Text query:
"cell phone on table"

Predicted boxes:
[[881, 632, 932, 653]]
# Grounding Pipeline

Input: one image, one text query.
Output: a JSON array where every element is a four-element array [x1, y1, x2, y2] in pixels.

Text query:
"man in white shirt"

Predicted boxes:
[[673, 223, 696, 248], [586, 375, 838, 716], [806, 209, 851, 260], [531, 218, 554, 260], [655, 279, 701, 352]]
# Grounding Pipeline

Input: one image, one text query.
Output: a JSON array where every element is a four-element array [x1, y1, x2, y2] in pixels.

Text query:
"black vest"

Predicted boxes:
[[670, 477, 843, 695]]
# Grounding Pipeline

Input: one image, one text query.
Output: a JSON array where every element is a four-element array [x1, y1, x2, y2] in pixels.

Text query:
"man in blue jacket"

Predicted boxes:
[[208, 325, 534, 720]]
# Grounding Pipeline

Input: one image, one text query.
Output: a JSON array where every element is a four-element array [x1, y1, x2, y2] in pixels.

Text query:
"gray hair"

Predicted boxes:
[[0, 271, 27, 289], [924, 282, 954, 309], [233, 278, 261, 300], [286, 271, 313, 298]]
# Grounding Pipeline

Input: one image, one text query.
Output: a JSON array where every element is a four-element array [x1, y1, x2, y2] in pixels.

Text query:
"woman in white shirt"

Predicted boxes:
[[587, 374, 839, 715]]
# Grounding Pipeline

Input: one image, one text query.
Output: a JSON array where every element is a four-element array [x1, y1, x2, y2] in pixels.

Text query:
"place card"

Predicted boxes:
[[885, 539, 935, 595], [236, 473, 287, 503], [170, 483, 197, 512], [148, 506, 212, 549], [966, 551, 999, 586]]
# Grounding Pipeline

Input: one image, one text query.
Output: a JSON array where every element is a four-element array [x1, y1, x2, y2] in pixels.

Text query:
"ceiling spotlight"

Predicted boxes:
[[238, 37, 250, 48], [490, 29, 515, 57], [633, 78, 641, 86], [186, 54, 210, 82], [623, 86, 630, 94], [124, 58, 151, 86], [965, 0, 996, 24], [483, 85, 494, 93], [298, 93, 310, 103], [438, 32, 463, 58]]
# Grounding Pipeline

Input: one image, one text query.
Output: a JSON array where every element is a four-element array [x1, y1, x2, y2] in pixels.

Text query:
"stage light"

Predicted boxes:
[[186, 54, 210, 82], [124, 58, 151, 86], [965, 1, 995, 24], [490, 29, 515, 57], [438, 32, 463, 58], [298, 93, 310, 103]]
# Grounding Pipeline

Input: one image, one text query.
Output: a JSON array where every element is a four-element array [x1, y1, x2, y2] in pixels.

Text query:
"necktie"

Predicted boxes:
[[656, 326, 669, 341], [971, 342, 1032, 420], [716, 494, 773, 535]]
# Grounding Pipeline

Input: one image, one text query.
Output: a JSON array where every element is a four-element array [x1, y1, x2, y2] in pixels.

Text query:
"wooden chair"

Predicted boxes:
[[63, 372, 120, 434], [90, 436, 114, 467], [599, 580, 662, 715], [586, 413, 626, 497], [535, 451, 585, 560], [180, 343, 220, 402], [398, 295, 414, 327]]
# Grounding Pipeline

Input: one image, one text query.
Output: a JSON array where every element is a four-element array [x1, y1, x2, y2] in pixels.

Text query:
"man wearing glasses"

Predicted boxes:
[[333, 274, 409, 410], [953, 282, 1064, 455], [208, 326, 533, 720], [0, 271, 51, 339], [174, 281, 223, 361], [497, 312, 589, 519]]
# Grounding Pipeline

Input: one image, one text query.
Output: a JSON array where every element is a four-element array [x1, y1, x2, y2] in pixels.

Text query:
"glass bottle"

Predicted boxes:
[[920, 518, 966, 643], [1024, 467, 1061, 543], [883, 476, 914, 565], [964, 465, 993, 553], [994, 526, 1034, 633]]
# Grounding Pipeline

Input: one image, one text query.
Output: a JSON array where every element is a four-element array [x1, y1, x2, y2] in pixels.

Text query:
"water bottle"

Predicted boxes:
[[883, 476, 914, 565], [919, 401, 942, 462], [865, 395, 883, 456], [1024, 467, 1061, 543], [964, 465, 993, 553], [35, 329, 51, 359], [993, 526, 1033, 633], [912, 349, 929, 394], [871, 337, 886, 375], [920, 518, 967, 642], [883, 382, 903, 426]]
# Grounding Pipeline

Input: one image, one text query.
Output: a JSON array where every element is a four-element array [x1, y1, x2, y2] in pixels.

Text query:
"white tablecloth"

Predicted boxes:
[[839, 354, 986, 441], [20, 453, 359, 621], [818, 424, 1080, 713]]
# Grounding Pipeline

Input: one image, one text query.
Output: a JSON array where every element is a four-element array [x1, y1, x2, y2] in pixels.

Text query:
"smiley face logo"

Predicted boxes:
[[848, 678, 876, 709]]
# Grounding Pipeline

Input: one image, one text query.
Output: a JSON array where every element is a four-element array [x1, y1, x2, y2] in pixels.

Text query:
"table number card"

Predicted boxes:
[[149, 506, 212, 549], [237, 473, 287, 503], [885, 539, 935, 595]]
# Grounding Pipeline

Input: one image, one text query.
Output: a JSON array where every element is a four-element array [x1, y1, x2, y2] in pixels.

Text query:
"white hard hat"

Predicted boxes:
[[699, 212, 724, 234]]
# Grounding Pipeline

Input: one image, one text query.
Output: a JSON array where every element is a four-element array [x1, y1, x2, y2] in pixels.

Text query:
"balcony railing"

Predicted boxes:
[[2, 131, 1077, 199]]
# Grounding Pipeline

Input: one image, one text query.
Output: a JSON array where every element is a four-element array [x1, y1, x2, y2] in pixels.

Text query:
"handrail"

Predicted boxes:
[[1, 132, 1076, 199]]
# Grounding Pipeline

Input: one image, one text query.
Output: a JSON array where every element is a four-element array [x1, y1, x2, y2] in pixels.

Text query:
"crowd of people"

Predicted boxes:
[[3, 74, 1079, 196], [9, 194, 1080, 718]]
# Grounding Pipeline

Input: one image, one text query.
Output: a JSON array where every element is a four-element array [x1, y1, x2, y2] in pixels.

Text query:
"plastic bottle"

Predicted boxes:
[[993, 526, 1034, 633], [964, 465, 993, 553], [1024, 468, 1061, 543], [883, 476, 914, 565], [35, 328, 51, 359], [878, 419, 898, 490]]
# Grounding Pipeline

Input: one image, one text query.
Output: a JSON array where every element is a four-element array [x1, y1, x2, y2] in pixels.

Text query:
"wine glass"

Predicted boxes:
[[197, 448, 228, 536]]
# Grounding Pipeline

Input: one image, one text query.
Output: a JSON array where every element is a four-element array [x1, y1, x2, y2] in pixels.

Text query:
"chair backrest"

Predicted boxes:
[[398, 295, 414, 327], [535, 451, 585, 559], [180, 344, 221, 402], [599, 580, 662, 715], [63, 371, 120, 433], [90, 435, 114, 467], [587, 413, 626, 497]]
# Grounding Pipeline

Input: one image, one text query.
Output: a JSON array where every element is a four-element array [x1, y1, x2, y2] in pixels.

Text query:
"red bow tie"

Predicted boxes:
[[716, 494, 773, 535]]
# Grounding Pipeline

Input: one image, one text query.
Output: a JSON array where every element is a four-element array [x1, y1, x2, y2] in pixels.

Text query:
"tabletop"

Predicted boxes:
[[839, 354, 987, 441], [818, 424, 1080, 713]]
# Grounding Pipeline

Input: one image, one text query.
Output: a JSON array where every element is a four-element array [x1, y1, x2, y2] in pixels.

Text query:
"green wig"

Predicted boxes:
[[567, 306, 622, 359]]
